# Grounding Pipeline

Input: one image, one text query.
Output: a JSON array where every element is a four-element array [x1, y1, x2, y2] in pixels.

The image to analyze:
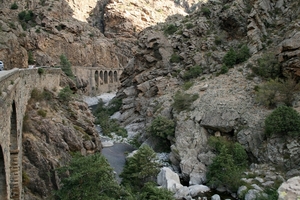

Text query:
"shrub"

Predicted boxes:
[[255, 79, 281, 108], [251, 53, 281, 79], [256, 78, 300, 108], [18, 11, 26, 20], [148, 116, 175, 139], [232, 143, 248, 168], [31, 88, 43, 101], [265, 106, 300, 137], [120, 145, 160, 190], [214, 36, 223, 45], [219, 65, 229, 74], [201, 7, 211, 18], [236, 45, 250, 63], [10, 2, 18, 10], [24, 10, 34, 22], [223, 45, 251, 68], [223, 48, 237, 67], [182, 81, 193, 90], [58, 86, 73, 102], [186, 23, 194, 29], [42, 90, 53, 100], [37, 68, 44, 75], [170, 53, 182, 63], [28, 51, 35, 65], [37, 109, 47, 117], [59, 54, 74, 78], [275, 77, 300, 106], [94, 98, 126, 138], [207, 145, 243, 191], [139, 182, 174, 200], [106, 97, 122, 115], [172, 91, 198, 112], [182, 65, 202, 80], [164, 24, 177, 35]]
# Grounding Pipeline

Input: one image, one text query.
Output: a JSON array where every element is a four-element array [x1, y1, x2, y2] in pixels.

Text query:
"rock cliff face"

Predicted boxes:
[[22, 77, 101, 199], [0, 0, 127, 69], [116, 0, 300, 185], [1, 0, 300, 198]]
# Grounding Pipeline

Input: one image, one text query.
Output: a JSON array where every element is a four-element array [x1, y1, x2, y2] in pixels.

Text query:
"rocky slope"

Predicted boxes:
[[115, 0, 300, 197], [22, 75, 101, 200], [1, 0, 300, 199], [0, 0, 197, 70]]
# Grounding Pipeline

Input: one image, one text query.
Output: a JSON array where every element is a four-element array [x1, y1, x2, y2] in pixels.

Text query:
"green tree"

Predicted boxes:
[[59, 54, 74, 78], [120, 145, 160, 190], [164, 24, 177, 35], [10, 2, 18, 9], [265, 106, 300, 137], [232, 143, 248, 168], [222, 48, 237, 67], [148, 116, 175, 139], [56, 153, 122, 200], [182, 65, 202, 80], [28, 51, 35, 65], [207, 145, 242, 191], [236, 45, 250, 63], [139, 182, 174, 200]]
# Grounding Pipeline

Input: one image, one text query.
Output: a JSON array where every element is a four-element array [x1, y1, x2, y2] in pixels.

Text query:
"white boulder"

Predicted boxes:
[[188, 184, 210, 197], [157, 167, 183, 193]]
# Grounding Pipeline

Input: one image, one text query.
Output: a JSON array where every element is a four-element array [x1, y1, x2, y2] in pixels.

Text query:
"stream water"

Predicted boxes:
[[86, 94, 235, 199]]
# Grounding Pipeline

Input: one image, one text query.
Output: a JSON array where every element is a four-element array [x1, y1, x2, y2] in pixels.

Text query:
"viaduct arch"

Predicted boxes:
[[0, 66, 122, 199], [0, 68, 61, 199], [72, 66, 123, 95]]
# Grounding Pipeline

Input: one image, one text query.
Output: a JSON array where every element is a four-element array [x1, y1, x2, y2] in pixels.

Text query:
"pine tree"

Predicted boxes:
[[120, 145, 160, 190], [56, 153, 121, 200]]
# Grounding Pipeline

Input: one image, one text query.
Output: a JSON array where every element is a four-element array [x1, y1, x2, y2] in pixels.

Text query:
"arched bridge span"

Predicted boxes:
[[0, 68, 61, 200], [73, 66, 123, 95]]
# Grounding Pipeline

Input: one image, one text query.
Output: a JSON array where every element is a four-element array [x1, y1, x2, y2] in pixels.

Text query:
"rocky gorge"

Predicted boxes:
[[1, 0, 300, 199]]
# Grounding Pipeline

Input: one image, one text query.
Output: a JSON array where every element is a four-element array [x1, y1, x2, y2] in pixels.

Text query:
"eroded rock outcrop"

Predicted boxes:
[[22, 81, 101, 199], [116, 0, 300, 191]]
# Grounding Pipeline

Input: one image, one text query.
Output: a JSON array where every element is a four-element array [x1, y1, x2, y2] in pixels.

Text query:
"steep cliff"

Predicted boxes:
[[1, 0, 300, 198], [22, 76, 101, 200], [116, 0, 300, 186]]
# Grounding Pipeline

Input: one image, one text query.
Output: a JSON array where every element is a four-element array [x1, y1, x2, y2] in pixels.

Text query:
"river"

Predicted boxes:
[[86, 94, 235, 199]]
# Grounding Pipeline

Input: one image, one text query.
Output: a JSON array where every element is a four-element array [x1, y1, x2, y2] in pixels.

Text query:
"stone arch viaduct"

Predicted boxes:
[[73, 66, 123, 95], [0, 68, 61, 199], [0, 66, 122, 199]]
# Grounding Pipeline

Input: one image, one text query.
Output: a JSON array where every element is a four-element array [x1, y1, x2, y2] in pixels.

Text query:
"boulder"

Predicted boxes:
[[278, 176, 300, 200], [188, 185, 210, 197], [157, 167, 183, 193], [211, 194, 221, 200]]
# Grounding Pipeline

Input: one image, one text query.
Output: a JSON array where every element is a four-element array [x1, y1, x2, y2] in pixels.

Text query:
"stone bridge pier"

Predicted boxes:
[[73, 66, 123, 96], [0, 68, 61, 200]]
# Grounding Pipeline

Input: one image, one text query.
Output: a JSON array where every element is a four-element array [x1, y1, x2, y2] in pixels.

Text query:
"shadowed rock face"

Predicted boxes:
[[22, 82, 101, 199]]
